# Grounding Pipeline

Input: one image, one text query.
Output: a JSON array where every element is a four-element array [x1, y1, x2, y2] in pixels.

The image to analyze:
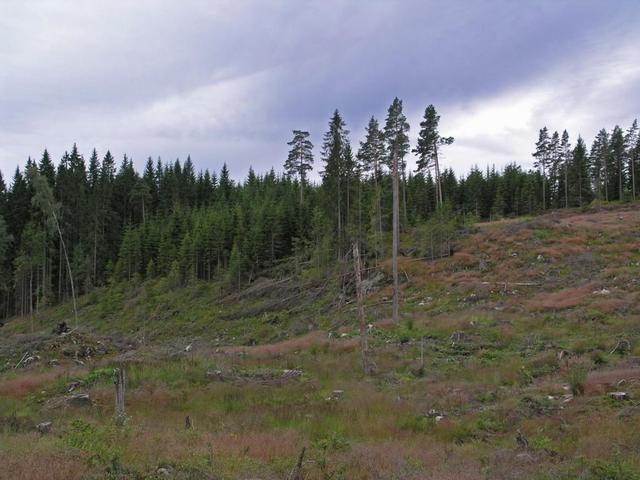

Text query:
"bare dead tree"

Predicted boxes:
[[114, 368, 126, 426], [352, 242, 371, 375], [27, 167, 79, 329]]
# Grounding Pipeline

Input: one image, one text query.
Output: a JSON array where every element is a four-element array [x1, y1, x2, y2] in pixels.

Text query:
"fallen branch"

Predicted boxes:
[[287, 446, 306, 480], [14, 351, 30, 369]]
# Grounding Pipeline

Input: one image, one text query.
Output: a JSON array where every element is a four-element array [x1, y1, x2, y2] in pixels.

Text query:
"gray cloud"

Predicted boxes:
[[1, 0, 639, 182]]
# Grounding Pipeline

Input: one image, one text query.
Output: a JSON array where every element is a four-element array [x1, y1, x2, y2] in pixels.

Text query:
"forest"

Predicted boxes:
[[1, 99, 638, 321]]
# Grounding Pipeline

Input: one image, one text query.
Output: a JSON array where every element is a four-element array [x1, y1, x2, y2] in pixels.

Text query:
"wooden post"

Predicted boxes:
[[114, 368, 125, 425], [352, 242, 371, 375]]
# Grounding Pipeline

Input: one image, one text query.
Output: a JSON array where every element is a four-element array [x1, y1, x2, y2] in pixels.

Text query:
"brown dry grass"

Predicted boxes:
[[584, 366, 640, 395], [223, 331, 328, 357], [528, 283, 597, 311], [0, 368, 82, 398]]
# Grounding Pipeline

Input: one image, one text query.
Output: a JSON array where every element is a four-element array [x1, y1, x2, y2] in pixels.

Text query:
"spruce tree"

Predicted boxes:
[[357, 117, 386, 258], [571, 136, 590, 207], [610, 126, 625, 201], [590, 129, 610, 201], [321, 110, 350, 258], [624, 120, 638, 200]]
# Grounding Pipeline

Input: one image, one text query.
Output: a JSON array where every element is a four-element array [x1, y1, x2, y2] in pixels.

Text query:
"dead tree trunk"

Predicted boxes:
[[352, 242, 371, 375], [114, 368, 125, 425]]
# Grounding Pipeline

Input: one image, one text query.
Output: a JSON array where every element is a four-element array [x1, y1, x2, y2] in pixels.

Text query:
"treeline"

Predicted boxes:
[[0, 99, 638, 320]]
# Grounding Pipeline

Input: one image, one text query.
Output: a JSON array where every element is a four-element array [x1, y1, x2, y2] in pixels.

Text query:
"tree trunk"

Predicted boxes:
[[401, 168, 408, 230], [373, 164, 383, 259], [434, 140, 443, 208], [352, 241, 370, 375], [114, 368, 126, 426], [392, 152, 400, 323], [631, 156, 636, 201], [564, 160, 569, 208]]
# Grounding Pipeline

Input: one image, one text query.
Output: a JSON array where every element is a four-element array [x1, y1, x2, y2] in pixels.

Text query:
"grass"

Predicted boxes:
[[1, 204, 640, 478]]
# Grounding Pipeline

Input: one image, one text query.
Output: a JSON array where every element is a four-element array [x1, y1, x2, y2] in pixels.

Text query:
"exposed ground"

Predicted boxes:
[[1, 204, 640, 479]]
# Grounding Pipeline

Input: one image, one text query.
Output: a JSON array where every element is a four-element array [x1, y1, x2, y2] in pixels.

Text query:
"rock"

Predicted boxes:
[[329, 390, 344, 400], [561, 394, 573, 403], [516, 429, 529, 449], [66, 381, 81, 393], [281, 369, 302, 379], [536, 254, 544, 261], [593, 288, 610, 296], [435, 415, 445, 423], [48, 359, 59, 367], [36, 421, 52, 434], [54, 322, 70, 335], [66, 393, 92, 407], [156, 467, 172, 477], [609, 391, 629, 401]]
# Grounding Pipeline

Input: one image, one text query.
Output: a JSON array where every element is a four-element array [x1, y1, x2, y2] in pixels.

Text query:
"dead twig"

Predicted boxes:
[[14, 351, 30, 369], [287, 446, 306, 480]]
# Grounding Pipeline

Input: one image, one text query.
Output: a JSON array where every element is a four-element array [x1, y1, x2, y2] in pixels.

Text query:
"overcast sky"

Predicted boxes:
[[1, 0, 639, 183]]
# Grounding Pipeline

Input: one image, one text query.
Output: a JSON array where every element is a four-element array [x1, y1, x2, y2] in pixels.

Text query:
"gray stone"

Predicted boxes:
[[36, 421, 52, 434], [609, 391, 629, 401], [66, 393, 92, 407]]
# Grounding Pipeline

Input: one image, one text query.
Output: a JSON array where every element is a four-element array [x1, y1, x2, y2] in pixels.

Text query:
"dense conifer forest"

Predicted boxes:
[[1, 101, 638, 320]]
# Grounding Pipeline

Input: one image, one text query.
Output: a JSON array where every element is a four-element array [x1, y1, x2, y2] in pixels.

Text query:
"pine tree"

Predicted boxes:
[[383, 98, 409, 323], [548, 131, 560, 207], [285, 130, 314, 205], [559, 130, 571, 208], [532, 127, 551, 210], [413, 105, 454, 208]]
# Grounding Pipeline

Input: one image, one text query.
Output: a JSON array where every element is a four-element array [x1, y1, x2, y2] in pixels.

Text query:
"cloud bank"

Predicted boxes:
[[1, 0, 639, 181]]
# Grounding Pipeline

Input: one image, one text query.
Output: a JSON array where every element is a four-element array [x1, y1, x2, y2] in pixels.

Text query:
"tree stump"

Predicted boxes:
[[114, 368, 125, 425]]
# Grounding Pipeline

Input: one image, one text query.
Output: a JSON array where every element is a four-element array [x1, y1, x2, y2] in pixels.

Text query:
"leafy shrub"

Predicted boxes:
[[314, 431, 350, 451], [65, 420, 123, 466], [566, 365, 588, 396], [588, 456, 640, 480], [83, 368, 114, 387], [398, 415, 433, 433], [518, 395, 556, 417], [531, 436, 559, 457]]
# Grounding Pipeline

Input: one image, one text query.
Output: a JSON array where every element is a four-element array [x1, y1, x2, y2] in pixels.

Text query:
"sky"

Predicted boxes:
[[1, 0, 640, 183]]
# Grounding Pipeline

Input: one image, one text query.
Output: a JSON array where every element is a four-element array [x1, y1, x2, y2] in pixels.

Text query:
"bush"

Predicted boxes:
[[566, 365, 588, 396]]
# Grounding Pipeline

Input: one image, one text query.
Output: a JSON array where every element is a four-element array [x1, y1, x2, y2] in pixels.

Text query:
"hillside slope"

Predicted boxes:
[[1, 204, 640, 480]]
